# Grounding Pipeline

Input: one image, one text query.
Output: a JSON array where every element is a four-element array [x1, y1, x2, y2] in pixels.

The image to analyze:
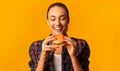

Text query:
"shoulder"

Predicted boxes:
[[71, 37, 90, 53], [71, 37, 89, 47], [31, 39, 44, 46], [29, 39, 44, 52], [72, 38, 90, 71]]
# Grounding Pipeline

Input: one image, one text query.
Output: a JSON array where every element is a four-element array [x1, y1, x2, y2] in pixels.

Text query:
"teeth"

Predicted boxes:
[[55, 27, 61, 30]]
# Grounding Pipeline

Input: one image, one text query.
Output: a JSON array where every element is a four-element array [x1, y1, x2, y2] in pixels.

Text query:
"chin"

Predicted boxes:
[[52, 32, 63, 35]]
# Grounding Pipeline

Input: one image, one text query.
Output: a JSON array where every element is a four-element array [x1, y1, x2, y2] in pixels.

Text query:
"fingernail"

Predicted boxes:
[[65, 43, 69, 46], [53, 34, 55, 37], [56, 46, 59, 48], [54, 37, 57, 40], [62, 35, 64, 40]]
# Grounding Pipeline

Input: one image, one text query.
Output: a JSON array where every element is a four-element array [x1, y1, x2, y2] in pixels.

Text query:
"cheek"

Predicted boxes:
[[62, 21, 68, 27], [48, 21, 54, 27], [49, 24, 53, 28], [62, 24, 68, 30]]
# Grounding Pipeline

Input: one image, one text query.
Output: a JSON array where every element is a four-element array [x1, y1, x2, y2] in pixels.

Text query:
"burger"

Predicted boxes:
[[52, 34, 65, 47]]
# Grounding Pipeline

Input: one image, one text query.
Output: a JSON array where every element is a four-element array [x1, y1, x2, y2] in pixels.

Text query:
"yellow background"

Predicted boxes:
[[0, 0, 120, 71]]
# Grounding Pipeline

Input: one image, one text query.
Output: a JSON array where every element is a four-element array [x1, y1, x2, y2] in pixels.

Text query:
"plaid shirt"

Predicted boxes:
[[29, 37, 90, 71]]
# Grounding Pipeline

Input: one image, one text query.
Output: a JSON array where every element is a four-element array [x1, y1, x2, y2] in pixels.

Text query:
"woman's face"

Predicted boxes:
[[47, 6, 69, 35]]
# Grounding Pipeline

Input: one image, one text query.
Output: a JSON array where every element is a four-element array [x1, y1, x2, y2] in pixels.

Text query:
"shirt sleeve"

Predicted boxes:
[[28, 41, 42, 71], [77, 39, 90, 71]]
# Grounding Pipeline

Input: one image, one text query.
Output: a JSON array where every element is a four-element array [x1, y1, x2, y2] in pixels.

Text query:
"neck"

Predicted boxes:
[[54, 46, 62, 55]]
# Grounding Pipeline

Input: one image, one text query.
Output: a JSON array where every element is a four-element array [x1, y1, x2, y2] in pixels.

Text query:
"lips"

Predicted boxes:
[[54, 27, 63, 32]]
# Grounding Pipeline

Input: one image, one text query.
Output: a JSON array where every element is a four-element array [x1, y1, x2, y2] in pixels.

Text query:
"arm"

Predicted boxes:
[[78, 40, 90, 71], [70, 39, 90, 71], [29, 37, 55, 71], [63, 36, 84, 71], [29, 41, 41, 71], [35, 54, 46, 71], [35, 36, 56, 71], [63, 36, 90, 71], [70, 55, 83, 71]]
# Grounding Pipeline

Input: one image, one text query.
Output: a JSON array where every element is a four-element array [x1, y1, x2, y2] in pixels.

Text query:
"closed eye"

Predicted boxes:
[[60, 15, 66, 21], [49, 15, 56, 21]]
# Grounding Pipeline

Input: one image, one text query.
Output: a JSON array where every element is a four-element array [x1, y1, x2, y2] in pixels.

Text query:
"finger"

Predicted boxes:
[[47, 37, 56, 42], [63, 36, 72, 44], [44, 45, 56, 51], [63, 36, 76, 46], [45, 36, 54, 40], [45, 45, 54, 48], [43, 36, 56, 44]]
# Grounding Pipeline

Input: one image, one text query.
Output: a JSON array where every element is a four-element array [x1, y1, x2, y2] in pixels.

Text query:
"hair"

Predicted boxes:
[[47, 2, 69, 20]]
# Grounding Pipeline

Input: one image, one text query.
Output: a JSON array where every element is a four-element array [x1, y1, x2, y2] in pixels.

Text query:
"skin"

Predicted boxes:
[[36, 6, 83, 71]]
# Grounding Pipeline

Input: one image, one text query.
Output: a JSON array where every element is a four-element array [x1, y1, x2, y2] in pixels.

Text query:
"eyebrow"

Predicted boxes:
[[50, 15, 55, 17], [49, 15, 66, 18], [60, 15, 66, 17]]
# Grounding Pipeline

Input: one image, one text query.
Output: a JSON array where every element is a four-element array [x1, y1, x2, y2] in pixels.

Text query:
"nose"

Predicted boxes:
[[56, 19, 61, 26]]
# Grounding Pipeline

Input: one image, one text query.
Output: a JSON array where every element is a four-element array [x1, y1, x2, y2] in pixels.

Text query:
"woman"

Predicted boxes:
[[29, 2, 90, 71]]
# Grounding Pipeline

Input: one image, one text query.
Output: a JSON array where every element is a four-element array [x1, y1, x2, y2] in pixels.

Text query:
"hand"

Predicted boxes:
[[41, 36, 56, 58], [63, 36, 77, 57]]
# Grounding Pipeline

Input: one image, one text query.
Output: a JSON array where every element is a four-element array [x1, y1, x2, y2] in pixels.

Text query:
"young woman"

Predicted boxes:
[[29, 2, 90, 71]]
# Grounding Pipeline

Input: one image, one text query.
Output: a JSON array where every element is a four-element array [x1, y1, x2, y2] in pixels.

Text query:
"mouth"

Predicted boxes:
[[54, 27, 63, 32]]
